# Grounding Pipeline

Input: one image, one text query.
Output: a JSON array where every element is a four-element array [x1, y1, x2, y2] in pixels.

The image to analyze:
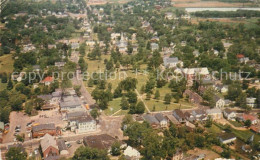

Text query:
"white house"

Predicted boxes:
[[151, 43, 159, 51], [218, 134, 236, 144], [206, 108, 222, 120], [123, 146, 141, 160], [215, 96, 225, 109], [223, 109, 236, 121], [246, 97, 257, 108], [154, 113, 168, 128], [76, 116, 97, 134], [163, 57, 183, 68]]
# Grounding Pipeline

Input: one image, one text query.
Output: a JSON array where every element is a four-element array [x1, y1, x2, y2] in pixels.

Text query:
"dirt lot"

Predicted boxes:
[[3, 109, 66, 143], [187, 148, 220, 159], [173, 1, 252, 8]]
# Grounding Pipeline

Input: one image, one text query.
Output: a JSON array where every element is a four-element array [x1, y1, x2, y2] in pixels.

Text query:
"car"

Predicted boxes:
[[13, 133, 18, 136], [26, 122, 32, 126], [15, 129, 20, 132], [66, 143, 72, 148], [76, 140, 82, 144]]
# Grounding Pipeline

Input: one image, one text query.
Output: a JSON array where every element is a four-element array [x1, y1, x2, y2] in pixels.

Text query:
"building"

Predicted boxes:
[[57, 140, 68, 156], [239, 114, 259, 125], [72, 116, 97, 134], [55, 62, 66, 68], [246, 97, 257, 108], [163, 57, 183, 68], [40, 77, 54, 86], [165, 114, 181, 126], [71, 42, 79, 50], [116, 33, 128, 53], [214, 95, 225, 109], [154, 113, 168, 128], [206, 108, 222, 120], [223, 109, 236, 121], [32, 123, 57, 138], [40, 134, 59, 159], [142, 114, 160, 128], [218, 133, 236, 144], [83, 134, 117, 150], [123, 146, 141, 160], [59, 95, 83, 112], [191, 109, 207, 121], [151, 43, 159, 51], [173, 109, 186, 123]]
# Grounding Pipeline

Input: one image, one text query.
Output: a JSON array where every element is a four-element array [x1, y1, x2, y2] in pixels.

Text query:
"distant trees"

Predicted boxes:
[[6, 147, 27, 160], [72, 146, 109, 160]]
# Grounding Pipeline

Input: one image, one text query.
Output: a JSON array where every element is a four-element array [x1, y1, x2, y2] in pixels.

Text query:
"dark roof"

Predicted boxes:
[[154, 113, 166, 122], [219, 133, 236, 141], [173, 109, 185, 119], [193, 109, 206, 115], [67, 111, 88, 120], [83, 134, 117, 150], [165, 115, 180, 125], [224, 108, 234, 114], [32, 123, 55, 132], [57, 140, 67, 151], [143, 114, 159, 125], [37, 95, 52, 101]]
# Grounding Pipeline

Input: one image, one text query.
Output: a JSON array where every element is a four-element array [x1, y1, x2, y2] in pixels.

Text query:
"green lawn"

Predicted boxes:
[[229, 120, 243, 127], [0, 80, 7, 91], [105, 97, 122, 115], [206, 124, 223, 134], [0, 54, 14, 73]]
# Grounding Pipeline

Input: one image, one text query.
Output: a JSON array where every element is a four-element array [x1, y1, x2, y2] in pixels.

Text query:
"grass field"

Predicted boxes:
[[0, 80, 7, 91], [0, 54, 14, 73], [173, 1, 254, 8], [85, 55, 194, 115]]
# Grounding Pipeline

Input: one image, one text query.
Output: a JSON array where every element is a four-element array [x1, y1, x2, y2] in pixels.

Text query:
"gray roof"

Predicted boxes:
[[70, 115, 94, 123], [60, 96, 81, 108], [164, 57, 178, 64], [57, 140, 67, 151], [37, 94, 52, 101], [154, 113, 166, 122], [0, 122, 4, 130], [143, 114, 159, 125], [52, 91, 62, 97], [32, 123, 55, 132], [40, 134, 58, 152], [67, 111, 88, 120]]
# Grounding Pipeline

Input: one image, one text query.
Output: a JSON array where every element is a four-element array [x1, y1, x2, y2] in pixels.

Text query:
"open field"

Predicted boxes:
[[191, 17, 246, 24], [0, 54, 14, 73], [174, 1, 254, 8], [0, 80, 7, 91]]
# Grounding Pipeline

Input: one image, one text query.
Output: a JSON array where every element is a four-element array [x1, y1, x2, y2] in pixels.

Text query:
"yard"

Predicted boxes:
[[0, 80, 7, 91], [0, 54, 14, 73]]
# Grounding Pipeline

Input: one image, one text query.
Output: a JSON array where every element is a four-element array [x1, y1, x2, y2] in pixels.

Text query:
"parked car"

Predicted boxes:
[[76, 140, 82, 144], [66, 143, 72, 148]]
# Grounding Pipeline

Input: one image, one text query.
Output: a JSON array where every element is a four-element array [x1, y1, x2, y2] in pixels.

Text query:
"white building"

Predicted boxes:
[[151, 43, 159, 51], [215, 96, 225, 109], [246, 97, 257, 108], [123, 146, 141, 160], [154, 113, 168, 128], [223, 109, 236, 121], [68, 115, 97, 134], [206, 108, 222, 120], [163, 57, 183, 68]]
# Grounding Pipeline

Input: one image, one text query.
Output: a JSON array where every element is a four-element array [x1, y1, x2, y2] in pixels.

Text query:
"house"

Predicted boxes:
[[123, 146, 141, 160], [64, 111, 88, 121], [185, 121, 196, 131], [214, 95, 225, 109], [206, 108, 222, 120], [218, 133, 236, 144], [33, 65, 41, 72], [163, 57, 183, 68], [154, 113, 168, 128], [59, 95, 83, 112], [71, 42, 79, 50], [165, 114, 181, 126], [239, 114, 259, 125], [116, 33, 128, 53], [74, 116, 97, 134], [151, 43, 159, 51], [246, 97, 257, 108], [223, 109, 236, 121], [181, 41, 186, 46], [191, 109, 207, 121], [173, 109, 186, 123], [242, 145, 252, 153], [83, 134, 117, 150], [165, 12, 174, 20], [57, 140, 68, 156], [184, 90, 203, 105], [41, 77, 54, 86], [40, 134, 59, 159], [55, 62, 66, 68], [32, 123, 57, 138], [184, 111, 195, 122], [142, 114, 159, 128]]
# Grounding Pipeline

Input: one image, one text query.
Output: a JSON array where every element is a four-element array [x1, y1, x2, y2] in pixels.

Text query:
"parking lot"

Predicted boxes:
[[3, 109, 66, 143]]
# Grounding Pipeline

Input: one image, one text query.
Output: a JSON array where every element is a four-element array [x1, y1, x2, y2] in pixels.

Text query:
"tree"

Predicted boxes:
[[135, 101, 145, 114], [205, 116, 213, 128], [146, 92, 151, 100], [6, 147, 27, 160], [126, 91, 137, 104], [25, 101, 33, 115], [154, 90, 160, 100], [120, 96, 129, 110], [111, 141, 121, 156], [16, 134, 25, 142], [221, 149, 231, 158], [72, 146, 109, 160], [244, 120, 252, 128], [7, 79, 13, 90], [236, 92, 247, 109], [227, 82, 242, 101], [90, 108, 100, 119], [164, 94, 171, 104]]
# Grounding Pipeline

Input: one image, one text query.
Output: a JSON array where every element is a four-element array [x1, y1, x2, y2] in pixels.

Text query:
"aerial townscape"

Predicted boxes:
[[0, 0, 260, 159]]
